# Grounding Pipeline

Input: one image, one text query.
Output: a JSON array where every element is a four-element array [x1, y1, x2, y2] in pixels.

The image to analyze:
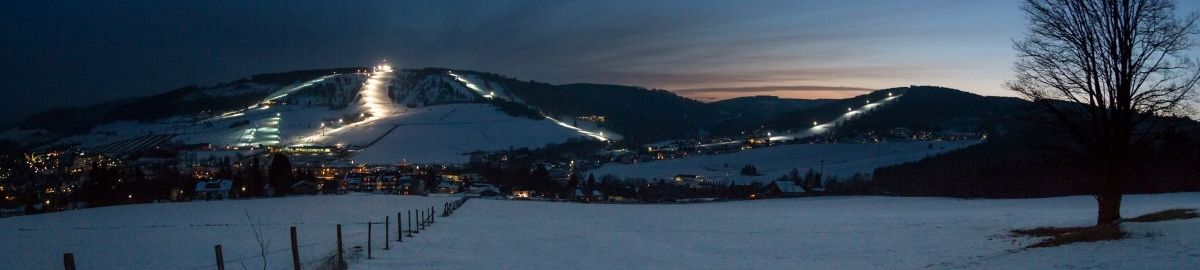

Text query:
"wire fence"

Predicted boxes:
[[58, 197, 470, 270]]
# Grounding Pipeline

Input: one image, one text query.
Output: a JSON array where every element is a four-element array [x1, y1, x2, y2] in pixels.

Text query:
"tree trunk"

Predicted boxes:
[[1096, 191, 1123, 225]]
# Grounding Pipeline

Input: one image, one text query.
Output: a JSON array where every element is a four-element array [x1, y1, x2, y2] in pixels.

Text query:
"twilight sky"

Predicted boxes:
[[2, 0, 1197, 124]]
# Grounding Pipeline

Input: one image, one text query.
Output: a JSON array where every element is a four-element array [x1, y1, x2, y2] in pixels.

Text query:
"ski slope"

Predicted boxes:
[[359, 193, 1200, 269], [332, 104, 588, 164], [591, 140, 980, 183], [43, 74, 368, 149]]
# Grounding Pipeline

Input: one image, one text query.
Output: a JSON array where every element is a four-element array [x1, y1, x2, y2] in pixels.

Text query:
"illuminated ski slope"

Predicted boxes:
[[770, 93, 901, 141], [448, 70, 616, 141]]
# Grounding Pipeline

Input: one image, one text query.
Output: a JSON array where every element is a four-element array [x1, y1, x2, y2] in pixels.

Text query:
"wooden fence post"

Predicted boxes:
[[63, 253, 76, 270], [397, 212, 403, 242], [214, 245, 225, 270], [407, 210, 414, 237], [336, 224, 344, 269], [367, 222, 373, 259], [385, 216, 390, 250], [290, 226, 300, 270]]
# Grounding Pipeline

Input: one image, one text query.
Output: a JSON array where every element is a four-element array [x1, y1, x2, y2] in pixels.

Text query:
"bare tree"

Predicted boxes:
[[244, 210, 270, 270], [1009, 0, 1200, 225]]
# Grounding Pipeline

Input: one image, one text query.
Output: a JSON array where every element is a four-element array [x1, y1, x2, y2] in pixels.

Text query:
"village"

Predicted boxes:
[[0, 121, 986, 219]]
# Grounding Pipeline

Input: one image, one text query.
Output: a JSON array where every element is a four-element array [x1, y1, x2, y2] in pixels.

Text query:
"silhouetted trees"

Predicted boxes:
[[245, 156, 266, 197], [740, 164, 759, 176], [267, 153, 294, 195], [1009, 0, 1200, 224]]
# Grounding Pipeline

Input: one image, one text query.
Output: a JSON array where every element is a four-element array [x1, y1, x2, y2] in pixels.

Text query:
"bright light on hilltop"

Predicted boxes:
[[376, 59, 393, 72]]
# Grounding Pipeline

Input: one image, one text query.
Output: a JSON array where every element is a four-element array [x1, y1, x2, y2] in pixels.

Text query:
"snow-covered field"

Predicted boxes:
[[360, 193, 1200, 269], [591, 140, 980, 183], [0, 194, 456, 270], [2, 193, 1196, 269]]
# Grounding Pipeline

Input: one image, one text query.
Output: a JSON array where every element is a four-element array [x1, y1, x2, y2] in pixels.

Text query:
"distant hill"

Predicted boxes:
[[15, 68, 364, 137], [710, 96, 831, 119], [454, 71, 748, 145], [766, 86, 1026, 135], [708, 96, 832, 133]]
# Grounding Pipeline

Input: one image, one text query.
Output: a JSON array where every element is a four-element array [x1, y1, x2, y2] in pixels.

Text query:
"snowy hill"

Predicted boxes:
[[311, 103, 593, 164], [4, 66, 616, 164]]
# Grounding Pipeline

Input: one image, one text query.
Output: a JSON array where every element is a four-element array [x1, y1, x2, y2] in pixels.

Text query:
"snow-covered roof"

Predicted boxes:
[[195, 179, 233, 192], [770, 180, 805, 193], [574, 189, 604, 197]]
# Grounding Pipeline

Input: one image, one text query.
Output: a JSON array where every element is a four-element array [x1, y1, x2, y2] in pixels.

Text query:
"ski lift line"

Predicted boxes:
[[447, 70, 612, 141], [765, 94, 904, 142], [447, 71, 492, 99]]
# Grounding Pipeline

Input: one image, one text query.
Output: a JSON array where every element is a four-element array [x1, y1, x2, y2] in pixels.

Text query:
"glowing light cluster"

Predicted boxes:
[[447, 71, 493, 99], [298, 62, 396, 143]]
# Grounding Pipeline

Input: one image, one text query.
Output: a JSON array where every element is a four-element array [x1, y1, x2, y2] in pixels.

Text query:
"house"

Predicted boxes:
[[467, 183, 500, 196], [767, 180, 806, 197], [397, 175, 426, 195], [291, 180, 319, 195], [573, 189, 604, 202], [510, 188, 535, 199], [435, 181, 458, 193], [673, 174, 707, 188], [195, 179, 233, 200]]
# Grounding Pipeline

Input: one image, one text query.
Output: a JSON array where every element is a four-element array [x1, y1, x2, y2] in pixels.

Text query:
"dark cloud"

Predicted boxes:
[[673, 86, 875, 95]]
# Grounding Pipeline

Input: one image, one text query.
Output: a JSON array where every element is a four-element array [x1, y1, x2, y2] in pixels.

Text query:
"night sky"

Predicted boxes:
[[2, 0, 1196, 124]]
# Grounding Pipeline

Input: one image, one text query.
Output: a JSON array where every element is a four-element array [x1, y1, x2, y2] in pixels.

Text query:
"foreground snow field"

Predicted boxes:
[[359, 193, 1199, 270], [2, 193, 1196, 269], [0, 194, 456, 270]]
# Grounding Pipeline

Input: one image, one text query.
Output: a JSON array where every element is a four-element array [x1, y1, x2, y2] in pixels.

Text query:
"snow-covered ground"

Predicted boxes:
[[591, 140, 980, 183], [358, 193, 1200, 270], [0, 194, 456, 270], [2, 193, 1196, 269]]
